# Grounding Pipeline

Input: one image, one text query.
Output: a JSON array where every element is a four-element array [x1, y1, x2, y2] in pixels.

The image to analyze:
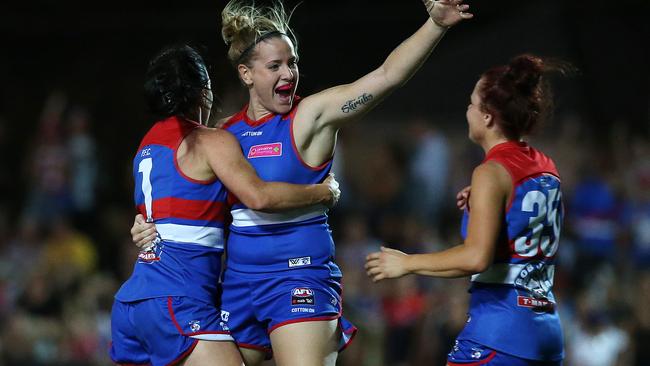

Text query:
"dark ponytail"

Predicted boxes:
[[144, 44, 210, 118], [479, 54, 574, 140]]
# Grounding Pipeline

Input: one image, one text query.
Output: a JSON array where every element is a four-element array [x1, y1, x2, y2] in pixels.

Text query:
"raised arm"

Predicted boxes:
[[365, 162, 510, 281], [198, 128, 338, 211], [292, 0, 472, 165]]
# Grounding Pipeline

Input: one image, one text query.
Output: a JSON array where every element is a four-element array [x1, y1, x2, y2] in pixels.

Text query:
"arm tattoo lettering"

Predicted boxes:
[[341, 93, 374, 113]]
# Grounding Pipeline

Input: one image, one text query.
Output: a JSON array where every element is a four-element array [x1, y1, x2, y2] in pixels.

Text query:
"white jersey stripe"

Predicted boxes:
[[156, 223, 224, 249], [231, 205, 327, 227], [471, 263, 555, 286]]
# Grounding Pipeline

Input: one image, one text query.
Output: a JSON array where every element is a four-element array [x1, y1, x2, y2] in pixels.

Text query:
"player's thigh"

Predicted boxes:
[[238, 347, 266, 366], [270, 319, 339, 366], [179, 340, 243, 366]]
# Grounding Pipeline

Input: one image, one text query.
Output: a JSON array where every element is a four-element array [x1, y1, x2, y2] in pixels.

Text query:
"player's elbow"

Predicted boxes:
[[235, 188, 267, 211], [242, 191, 273, 211], [470, 261, 491, 274], [464, 254, 491, 274], [244, 196, 268, 211], [377, 65, 404, 91]]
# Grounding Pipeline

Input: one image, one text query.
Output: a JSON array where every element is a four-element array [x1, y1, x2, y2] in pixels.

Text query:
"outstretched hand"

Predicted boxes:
[[365, 246, 410, 282], [423, 0, 473, 28]]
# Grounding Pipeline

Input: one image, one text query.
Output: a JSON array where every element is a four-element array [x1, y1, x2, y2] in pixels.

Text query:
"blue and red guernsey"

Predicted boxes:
[[115, 116, 229, 305], [459, 141, 564, 361], [222, 100, 339, 274]]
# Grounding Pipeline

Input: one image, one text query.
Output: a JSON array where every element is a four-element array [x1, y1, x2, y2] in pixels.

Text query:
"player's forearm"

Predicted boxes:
[[413, 268, 475, 278], [404, 244, 487, 278], [380, 19, 447, 88], [253, 182, 330, 212]]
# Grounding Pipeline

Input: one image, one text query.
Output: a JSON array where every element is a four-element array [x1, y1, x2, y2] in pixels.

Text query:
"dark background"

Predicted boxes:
[[2, 0, 649, 212], [0, 1, 648, 365]]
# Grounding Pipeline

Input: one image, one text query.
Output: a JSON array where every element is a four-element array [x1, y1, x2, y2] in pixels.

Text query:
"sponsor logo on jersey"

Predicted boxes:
[[137, 242, 162, 263], [188, 320, 201, 332], [288, 256, 311, 268], [514, 261, 553, 298], [514, 261, 556, 312], [517, 296, 555, 312], [291, 307, 315, 313], [241, 131, 263, 137], [291, 287, 315, 306], [248, 142, 282, 158]]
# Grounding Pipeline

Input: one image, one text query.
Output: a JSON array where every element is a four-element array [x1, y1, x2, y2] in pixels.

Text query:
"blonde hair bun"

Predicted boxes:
[[221, 0, 297, 65]]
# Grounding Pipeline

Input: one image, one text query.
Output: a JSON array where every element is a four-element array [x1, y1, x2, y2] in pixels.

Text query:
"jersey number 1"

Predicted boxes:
[[138, 158, 153, 222]]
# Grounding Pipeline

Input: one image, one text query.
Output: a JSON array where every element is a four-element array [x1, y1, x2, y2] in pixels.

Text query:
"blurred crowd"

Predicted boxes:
[[0, 90, 648, 366]]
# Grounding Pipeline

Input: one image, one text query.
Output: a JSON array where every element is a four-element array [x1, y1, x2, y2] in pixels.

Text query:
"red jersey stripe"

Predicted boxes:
[[137, 197, 226, 222]]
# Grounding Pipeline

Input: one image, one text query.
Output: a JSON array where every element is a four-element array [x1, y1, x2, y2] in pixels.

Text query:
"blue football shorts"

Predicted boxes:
[[447, 340, 563, 366], [220, 269, 357, 358], [110, 296, 233, 366]]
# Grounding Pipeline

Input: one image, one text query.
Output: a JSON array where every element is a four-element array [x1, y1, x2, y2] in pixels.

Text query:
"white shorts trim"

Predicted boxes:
[[190, 333, 235, 341]]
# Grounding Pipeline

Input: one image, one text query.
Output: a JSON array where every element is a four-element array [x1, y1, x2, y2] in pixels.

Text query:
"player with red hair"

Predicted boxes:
[[366, 54, 571, 366]]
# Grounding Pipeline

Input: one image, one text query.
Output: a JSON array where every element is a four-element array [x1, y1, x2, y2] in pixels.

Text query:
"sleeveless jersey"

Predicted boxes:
[[115, 116, 229, 305], [222, 100, 339, 274], [458, 141, 564, 361]]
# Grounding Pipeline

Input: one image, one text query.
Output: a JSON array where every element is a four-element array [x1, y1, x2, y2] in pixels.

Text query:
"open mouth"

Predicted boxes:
[[274, 83, 295, 101]]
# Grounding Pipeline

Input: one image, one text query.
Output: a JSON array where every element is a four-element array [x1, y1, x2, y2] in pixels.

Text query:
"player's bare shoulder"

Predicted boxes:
[[475, 160, 511, 186], [194, 124, 240, 155]]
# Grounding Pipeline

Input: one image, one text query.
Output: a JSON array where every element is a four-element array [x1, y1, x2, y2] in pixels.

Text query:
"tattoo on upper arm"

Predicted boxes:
[[341, 93, 374, 113]]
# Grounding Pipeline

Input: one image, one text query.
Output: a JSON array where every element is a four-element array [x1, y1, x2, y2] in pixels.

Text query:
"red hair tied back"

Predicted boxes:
[[480, 54, 576, 140]]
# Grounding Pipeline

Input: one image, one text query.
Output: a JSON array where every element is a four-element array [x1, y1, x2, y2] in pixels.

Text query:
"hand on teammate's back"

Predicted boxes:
[[323, 173, 341, 208], [456, 185, 471, 210], [131, 214, 158, 249]]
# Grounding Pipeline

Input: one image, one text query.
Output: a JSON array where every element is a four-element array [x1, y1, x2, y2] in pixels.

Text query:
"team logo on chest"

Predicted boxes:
[[247, 142, 282, 158]]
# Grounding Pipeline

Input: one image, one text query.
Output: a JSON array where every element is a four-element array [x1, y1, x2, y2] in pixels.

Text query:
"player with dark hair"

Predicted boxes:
[[110, 44, 339, 366], [366, 54, 570, 366]]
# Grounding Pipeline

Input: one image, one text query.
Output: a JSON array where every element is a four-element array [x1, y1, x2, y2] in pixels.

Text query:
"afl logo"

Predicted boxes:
[[291, 287, 315, 306]]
